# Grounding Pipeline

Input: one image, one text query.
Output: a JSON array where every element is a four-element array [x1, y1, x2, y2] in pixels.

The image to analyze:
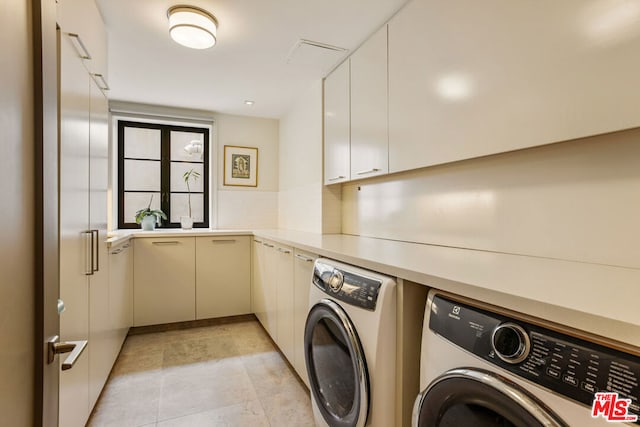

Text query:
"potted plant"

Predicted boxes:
[[135, 195, 167, 231], [181, 168, 201, 229]]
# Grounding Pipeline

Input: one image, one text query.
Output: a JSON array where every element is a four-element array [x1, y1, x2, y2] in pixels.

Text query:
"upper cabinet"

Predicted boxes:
[[57, 0, 108, 83], [388, 0, 640, 173], [350, 25, 388, 179], [324, 59, 351, 185]]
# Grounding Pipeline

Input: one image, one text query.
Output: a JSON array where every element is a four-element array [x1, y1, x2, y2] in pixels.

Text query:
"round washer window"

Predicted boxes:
[[305, 299, 369, 427]]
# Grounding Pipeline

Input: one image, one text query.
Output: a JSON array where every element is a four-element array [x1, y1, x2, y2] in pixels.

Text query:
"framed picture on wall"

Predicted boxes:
[[223, 145, 258, 187]]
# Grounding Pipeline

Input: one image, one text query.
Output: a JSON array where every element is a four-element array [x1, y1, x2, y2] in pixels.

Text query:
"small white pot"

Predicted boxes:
[[180, 216, 194, 230], [141, 215, 156, 231]]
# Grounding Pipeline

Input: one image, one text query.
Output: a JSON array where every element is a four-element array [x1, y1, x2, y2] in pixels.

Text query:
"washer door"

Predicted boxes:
[[305, 299, 369, 427], [413, 368, 568, 427]]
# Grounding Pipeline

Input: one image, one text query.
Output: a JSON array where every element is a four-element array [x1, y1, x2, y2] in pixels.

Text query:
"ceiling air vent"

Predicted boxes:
[[286, 39, 348, 75]]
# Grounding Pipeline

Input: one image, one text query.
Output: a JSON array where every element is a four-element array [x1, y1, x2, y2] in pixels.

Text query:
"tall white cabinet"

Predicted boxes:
[[323, 59, 351, 185], [58, 0, 110, 425]]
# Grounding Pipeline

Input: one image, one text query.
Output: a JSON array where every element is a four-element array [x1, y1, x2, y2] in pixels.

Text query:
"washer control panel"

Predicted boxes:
[[430, 295, 640, 423], [312, 260, 382, 311]]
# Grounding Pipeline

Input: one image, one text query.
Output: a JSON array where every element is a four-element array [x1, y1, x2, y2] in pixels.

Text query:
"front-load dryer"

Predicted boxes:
[[305, 258, 397, 427], [414, 290, 640, 426]]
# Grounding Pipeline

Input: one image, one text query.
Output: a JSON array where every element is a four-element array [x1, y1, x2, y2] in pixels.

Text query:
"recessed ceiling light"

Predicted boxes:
[[167, 5, 218, 50], [244, 100, 255, 106]]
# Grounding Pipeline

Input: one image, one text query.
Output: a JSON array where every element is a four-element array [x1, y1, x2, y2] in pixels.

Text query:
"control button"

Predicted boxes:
[[581, 382, 596, 393], [491, 322, 530, 364], [546, 368, 561, 379], [562, 374, 578, 387]]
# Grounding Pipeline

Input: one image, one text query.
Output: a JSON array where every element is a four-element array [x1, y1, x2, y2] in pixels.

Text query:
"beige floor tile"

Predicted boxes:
[[91, 319, 313, 427], [156, 399, 269, 427]]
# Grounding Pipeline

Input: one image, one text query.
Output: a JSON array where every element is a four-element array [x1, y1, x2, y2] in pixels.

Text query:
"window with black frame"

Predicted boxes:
[[117, 120, 209, 229]]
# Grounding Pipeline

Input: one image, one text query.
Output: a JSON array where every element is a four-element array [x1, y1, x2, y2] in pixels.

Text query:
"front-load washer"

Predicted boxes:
[[304, 258, 397, 427], [414, 290, 640, 427]]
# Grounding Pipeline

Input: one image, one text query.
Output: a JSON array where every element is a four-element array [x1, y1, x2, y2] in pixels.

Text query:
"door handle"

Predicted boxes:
[[47, 335, 88, 371], [295, 254, 315, 263], [152, 241, 180, 245], [356, 168, 381, 176], [91, 229, 99, 273], [327, 175, 346, 181], [84, 230, 94, 276], [211, 239, 236, 243], [277, 247, 291, 254]]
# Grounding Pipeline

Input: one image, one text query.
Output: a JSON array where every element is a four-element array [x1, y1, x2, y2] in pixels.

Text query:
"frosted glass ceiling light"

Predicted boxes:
[[168, 5, 218, 49]]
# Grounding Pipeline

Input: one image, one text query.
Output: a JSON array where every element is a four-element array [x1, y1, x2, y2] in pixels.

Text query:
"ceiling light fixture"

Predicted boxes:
[[167, 5, 218, 50], [244, 100, 255, 106]]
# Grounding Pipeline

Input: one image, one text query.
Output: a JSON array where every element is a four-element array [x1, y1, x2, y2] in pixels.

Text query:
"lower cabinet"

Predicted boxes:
[[109, 239, 133, 350], [252, 240, 279, 339], [293, 249, 317, 386], [196, 236, 251, 319], [133, 237, 196, 326], [275, 244, 294, 362]]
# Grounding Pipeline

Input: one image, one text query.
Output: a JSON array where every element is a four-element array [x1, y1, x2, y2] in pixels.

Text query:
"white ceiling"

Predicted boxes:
[[96, 0, 408, 119]]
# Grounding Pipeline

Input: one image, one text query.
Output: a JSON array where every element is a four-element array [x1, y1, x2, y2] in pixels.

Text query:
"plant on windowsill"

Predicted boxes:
[[181, 168, 201, 229], [135, 195, 167, 231]]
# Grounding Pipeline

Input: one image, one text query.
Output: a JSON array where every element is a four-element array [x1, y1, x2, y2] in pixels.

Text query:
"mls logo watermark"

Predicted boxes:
[[591, 392, 638, 422]]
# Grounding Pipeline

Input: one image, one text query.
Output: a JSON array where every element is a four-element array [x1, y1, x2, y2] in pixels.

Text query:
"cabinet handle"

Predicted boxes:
[[91, 73, 110, 91], [152, 241, 180, 245], [67, 33, 92, 60], [122, 243, 130, 249], [253, 239, 263, 244], [327, 175, 346, 181], [91, 229, 99, 273], [356, 168, 381, 176], [263, 243, 275, 248], [110, 248, 123, 255], [295, 254, 315, 262], [84, 231, 93, 276], [277, 248, 291, 254], [211, 239, 236, 243]]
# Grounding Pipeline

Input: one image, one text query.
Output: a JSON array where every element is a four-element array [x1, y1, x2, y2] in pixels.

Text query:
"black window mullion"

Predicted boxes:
[[160, 127, 173, 228]]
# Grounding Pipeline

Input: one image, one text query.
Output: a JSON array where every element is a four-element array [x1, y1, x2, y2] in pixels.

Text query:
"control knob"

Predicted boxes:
[[491, 322, 530, 364], [328, 270, 344, 293]]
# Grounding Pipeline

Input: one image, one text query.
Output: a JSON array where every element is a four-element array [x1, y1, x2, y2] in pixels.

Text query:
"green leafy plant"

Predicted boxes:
[[183, 169, 201, 217], [135, 195, 167, 224]]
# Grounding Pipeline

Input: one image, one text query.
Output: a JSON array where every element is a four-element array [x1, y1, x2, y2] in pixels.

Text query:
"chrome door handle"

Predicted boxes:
[[277, 247, 291, 254], [327, 175, 346, 181], [47, 335, 88, 370], [263, 243, 274, 248], [91, 229, 99, 273], [211, 239, 236, 243], [356, 168, 380, 176], [67, 33, 92, 59], [91, 73, 109, 91], [110, 248, 123, 255], [84, 230, 93, 276], [152, 241, 180, 245], [295, 254, 314, 262]]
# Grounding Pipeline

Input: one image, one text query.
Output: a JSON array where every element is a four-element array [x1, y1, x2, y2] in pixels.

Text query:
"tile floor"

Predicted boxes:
[[88, 318, 314, 427]]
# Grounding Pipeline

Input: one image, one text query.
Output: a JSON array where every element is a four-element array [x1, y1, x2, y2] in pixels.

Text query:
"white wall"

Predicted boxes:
[[343, 128, 640, 269], [215, 113, 279, 229], [0, 0, 34, 423], [278, 80, 342, 233]]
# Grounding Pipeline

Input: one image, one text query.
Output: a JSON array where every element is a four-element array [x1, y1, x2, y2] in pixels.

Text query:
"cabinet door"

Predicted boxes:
[[252, 239, 267, 327], [293, 250, 317, 386], [196, 236, 251, 319], [133, 237, 196, 326], [388, 0, 640, 173], [58, 31, 91, 427], [109, 240, 133, 352], [350, 25, 388, 179], [88, 75, 111, 410], [57, 0, 108, 76], [275, 244, 295, 362], [324, 59, 351, 185], [261, 241, 278, 339]]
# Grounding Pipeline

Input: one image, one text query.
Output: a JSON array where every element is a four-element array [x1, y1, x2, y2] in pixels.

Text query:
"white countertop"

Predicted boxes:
[[107, 228, 640, 347]]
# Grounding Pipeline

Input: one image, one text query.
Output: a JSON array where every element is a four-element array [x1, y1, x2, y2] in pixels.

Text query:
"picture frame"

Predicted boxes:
[[223, 145, 258, 187]]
